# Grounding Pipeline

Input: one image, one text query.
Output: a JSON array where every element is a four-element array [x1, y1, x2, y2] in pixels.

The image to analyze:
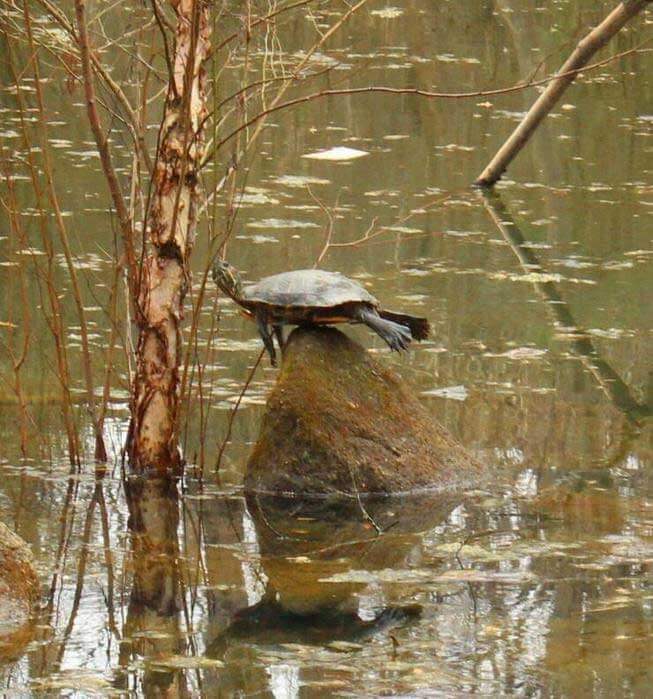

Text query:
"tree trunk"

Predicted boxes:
[[127, 0, 212, 473], [475, 0, 651, 187]]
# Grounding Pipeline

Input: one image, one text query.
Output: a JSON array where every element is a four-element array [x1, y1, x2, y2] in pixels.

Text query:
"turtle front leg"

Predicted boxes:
[[256, 310, 277, 366], [272, 324, 285, 353]]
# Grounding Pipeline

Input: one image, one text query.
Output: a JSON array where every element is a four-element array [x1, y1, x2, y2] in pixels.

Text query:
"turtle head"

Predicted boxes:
[[212, 259, 243, 299]]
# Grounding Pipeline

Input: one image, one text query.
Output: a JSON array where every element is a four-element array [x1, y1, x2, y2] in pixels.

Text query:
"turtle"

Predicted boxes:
[[212, 260, 430, 366]]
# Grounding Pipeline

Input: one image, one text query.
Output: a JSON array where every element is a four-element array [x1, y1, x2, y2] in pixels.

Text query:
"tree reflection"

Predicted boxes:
[[479, 188, 650, 423], [120, 476, 187, 697]]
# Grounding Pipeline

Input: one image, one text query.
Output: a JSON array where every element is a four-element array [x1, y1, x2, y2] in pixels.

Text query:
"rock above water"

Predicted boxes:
[[245, 327, 483, 496], [0, 521, 38, 660]]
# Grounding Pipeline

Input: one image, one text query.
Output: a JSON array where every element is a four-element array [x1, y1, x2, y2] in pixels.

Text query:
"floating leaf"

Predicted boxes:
[[151, 655, 224, 670], [586, 328, 630, 340], [493, 347, 547, 360], [435, 542, 518, 562], [16, 247, 46, 256], [434, 569, 534, 584], [236, 234, 279, 244], [274, 174, 330, 187], [436, 144, 475, 152], [31, 671, 111, 692], [327, 641, 364, 651], [370, 7, 403, 19], [237, 191, 280, 205], [422, 385, 468, 401], [302, 146, 369, 161], [246, 218, 319, 229], [435, 54, 481, 65], [321, 566, 533, 584], [321, 568, 430, 584]]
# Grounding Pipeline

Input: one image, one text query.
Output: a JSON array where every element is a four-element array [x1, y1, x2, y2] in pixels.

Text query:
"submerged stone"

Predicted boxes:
[[245, 327, 483, 496]]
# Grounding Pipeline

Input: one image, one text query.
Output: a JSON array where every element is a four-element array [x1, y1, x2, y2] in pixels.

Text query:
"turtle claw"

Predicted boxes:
[[356, 307, 414, 353], [389, 333, 409, 353], [393, 326, 412, 352]]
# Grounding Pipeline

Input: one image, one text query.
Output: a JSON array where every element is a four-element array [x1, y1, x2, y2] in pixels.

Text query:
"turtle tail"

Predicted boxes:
[[379, 310, 430, 341]]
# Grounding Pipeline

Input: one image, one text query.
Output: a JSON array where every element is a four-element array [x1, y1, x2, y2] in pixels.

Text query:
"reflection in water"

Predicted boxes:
[[1, 463, 652, 695], [207, 492, 461, 694], [120, 476, 185, 696], [214, 493, 452, 639], [479, 189, 650, 423]]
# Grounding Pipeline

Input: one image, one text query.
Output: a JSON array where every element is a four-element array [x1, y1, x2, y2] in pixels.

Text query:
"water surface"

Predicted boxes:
[[0, 0, 652, 695]]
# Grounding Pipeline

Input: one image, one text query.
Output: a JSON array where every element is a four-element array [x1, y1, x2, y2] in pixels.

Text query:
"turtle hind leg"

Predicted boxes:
[[256, 311, 277, 366], [355, 306, 412, 352], [379, 310, 430, 341]]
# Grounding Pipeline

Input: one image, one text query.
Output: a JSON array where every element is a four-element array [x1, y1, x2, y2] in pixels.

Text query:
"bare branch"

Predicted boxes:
[[73, 0, 137, 293], [213, 0, 317, 54]]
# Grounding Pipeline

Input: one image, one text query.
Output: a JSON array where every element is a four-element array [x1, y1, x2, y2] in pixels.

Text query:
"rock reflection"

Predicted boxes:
[[208, 490, 460, 654]]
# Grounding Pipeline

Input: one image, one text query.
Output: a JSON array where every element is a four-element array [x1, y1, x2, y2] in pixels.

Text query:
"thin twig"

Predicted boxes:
[[309, 185, 336, 267], [73, 0, 137, 294], [150, 0, 176, 96], [215, 349, 264, 472], [212, 0, 317, 54]]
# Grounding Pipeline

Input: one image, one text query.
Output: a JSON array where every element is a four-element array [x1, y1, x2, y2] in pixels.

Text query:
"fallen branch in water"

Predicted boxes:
[[475, 0, 651, 186]]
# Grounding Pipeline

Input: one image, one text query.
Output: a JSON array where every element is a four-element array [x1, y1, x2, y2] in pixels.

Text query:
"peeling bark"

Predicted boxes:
[[128, 0, 211, 473]]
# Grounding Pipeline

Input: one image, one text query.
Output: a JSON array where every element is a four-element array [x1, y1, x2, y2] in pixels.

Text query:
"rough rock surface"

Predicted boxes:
[[245, 327, 484, 496], [0, 521, 38, 638]]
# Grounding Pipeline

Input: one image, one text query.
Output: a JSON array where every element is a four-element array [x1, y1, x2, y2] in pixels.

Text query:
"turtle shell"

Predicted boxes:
[[241, 269, 378, 309]]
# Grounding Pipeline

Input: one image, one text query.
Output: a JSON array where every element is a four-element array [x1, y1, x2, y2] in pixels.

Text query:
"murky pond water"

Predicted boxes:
[[1, 0, 652, 695]]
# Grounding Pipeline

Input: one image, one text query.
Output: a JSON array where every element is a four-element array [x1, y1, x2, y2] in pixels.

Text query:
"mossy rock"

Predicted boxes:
[[245, 327, 484, 497], [0, 521, 39, 644]]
